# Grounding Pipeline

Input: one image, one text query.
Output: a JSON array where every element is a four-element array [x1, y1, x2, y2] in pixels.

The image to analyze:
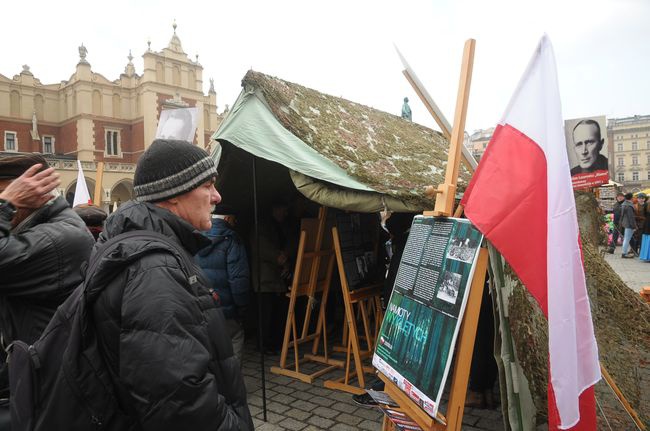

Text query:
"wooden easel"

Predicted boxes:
[[270, 207, 343, 383], [323, 225, 384, 395], [379, 38, 484, 431]]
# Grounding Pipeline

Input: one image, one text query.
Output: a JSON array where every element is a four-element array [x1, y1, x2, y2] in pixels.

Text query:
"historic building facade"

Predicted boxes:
[[465, 127, 494, 161], [607, 115, 650, 191], [0, 23, 223, 211]]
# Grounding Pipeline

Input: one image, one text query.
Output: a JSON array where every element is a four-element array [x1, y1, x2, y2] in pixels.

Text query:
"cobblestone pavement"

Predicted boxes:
[[241, 342, 504, 430]]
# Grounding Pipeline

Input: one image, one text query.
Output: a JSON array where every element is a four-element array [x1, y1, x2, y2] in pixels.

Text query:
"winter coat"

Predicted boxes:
[[643, 203, 650, 235], [90, 200, 253, 431], [612, 200, 623, 225], [0, 196, 94, 394], [620, 200, 636, 230], [195, 217, 250, 320]]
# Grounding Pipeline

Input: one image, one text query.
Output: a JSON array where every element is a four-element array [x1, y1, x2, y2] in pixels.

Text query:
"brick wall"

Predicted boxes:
[[93, 120, 139, 163]]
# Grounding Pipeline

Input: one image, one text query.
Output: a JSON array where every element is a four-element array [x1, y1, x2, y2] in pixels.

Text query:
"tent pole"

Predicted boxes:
[[252, 155, 268, 421]]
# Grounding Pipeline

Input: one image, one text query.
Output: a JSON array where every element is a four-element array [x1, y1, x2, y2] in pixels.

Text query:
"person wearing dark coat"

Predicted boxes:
[[0, 154, 95, 426], [607, 192, 625, 253], [90, 139, 253, 430], [196, 204, 250, 366], [620, 193, 636, 258]]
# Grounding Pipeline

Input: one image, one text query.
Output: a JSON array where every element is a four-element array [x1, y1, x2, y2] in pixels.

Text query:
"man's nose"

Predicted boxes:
[[211, 186, 222, 205], [581, 145, 588, 155]]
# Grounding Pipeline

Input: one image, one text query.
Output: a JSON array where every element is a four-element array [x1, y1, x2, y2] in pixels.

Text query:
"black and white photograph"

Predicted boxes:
[[564, 116, 609, 189], [155, 107, 198, 142], [446, 237, 479, 263], [436, 271, 462, 304]]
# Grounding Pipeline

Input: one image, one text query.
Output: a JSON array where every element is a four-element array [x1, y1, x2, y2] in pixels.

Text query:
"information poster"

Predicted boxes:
[[372, 216, 483, 418]]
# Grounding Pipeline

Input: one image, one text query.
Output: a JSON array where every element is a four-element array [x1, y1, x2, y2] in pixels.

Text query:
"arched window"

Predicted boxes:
[[113, 94, 121, 118], [10, 91, 21, 117], [34, 94, 44, 120], [189, 70, 196, 90], [156, 62, 164, 82], [204, 109, 210, 130], [92, 90, 102, 115], [172, 65, 181, 85]]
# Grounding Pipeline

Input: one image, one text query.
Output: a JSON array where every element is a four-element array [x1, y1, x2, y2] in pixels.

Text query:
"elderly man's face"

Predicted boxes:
[[174, 179, 222, 230], [573, 123, 603, 170]]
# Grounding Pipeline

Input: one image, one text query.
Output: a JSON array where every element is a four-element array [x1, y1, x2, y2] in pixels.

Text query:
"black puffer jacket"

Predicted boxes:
[[0, 196, 94, 344], [0, 196, 94, 395], [91, 200, 253, 430]]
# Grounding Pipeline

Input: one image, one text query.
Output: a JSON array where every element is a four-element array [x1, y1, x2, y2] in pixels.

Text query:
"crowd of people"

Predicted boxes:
[[1, 141, 253, 430], [608, 191, 650, 260]]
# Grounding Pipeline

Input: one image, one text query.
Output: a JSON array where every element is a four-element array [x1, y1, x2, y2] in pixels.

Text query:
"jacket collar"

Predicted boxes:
[[102, 200, 210, 255]]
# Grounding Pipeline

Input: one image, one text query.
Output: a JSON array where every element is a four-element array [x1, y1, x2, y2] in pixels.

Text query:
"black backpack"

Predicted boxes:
[[6, 230, 202, 431]]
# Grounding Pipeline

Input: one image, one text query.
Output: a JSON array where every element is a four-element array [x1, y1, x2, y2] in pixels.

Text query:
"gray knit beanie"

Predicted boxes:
[[134, 139, 217, 202]]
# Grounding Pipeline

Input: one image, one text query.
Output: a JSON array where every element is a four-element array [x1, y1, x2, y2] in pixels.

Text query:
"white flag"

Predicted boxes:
[[72, 160, 92, 207]]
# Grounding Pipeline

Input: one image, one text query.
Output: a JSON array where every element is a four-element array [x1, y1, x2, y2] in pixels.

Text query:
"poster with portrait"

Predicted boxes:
[[372, 216, 483, 419], [564, 115, 609, 189], [155, 107, 199, 143]]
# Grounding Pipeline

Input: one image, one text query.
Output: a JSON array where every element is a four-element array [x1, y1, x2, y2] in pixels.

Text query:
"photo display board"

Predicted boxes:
[[564, 115, 609, 189], [372, 216, 484, 418], [335, 213, 382, 289]]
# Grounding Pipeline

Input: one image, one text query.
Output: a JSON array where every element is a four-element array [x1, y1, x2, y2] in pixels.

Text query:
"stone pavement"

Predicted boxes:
[[241, 341, 504, 430], [603, 245, 650, 294], [242, 246, 650, 430]]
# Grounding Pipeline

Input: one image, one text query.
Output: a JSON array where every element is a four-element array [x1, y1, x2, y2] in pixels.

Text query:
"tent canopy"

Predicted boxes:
[[213, 70, 473, 212]]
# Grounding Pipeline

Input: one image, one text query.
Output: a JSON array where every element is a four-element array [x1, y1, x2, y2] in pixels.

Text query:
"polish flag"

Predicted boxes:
[[72, 160, 93, 207], [460, 35, 600, 429]]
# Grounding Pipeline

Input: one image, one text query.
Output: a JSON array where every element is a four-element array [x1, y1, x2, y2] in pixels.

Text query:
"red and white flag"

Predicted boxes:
[[72, 160, 93, 207], [461, 35, 600, 429]]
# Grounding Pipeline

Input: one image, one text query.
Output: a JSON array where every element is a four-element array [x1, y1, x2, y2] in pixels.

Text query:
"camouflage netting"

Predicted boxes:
[[241, 70, 473, 208], [497, 192, 650, 429]]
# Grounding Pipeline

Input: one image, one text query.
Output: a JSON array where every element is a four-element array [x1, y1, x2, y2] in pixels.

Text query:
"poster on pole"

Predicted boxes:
[[155, 107, 199, 143], [372, 216, 483, 419], [564, 115, 609, 189]]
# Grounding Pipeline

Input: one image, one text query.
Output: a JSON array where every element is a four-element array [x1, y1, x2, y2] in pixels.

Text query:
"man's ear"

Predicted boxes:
[[598, 138, 605, 151]]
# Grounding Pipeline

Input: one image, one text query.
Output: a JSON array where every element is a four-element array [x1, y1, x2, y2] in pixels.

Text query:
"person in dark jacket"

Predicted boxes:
[[91, 139, 253, 430], [620, 192, 636, 258], [608, 192, 625, 253], [73, 204, 108, 240], [251, 201, 295, 354], [0, 154, 95, 427], [196, 204, 250, 366]]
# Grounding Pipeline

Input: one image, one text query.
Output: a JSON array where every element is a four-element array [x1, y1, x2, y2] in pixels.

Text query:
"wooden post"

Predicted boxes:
[[425, 39, 475, 217], [93, 161, 104, 207], [377, 39, 482, 431]]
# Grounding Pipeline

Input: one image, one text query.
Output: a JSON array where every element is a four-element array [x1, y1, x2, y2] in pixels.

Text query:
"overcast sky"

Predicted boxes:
[[2, 0, 648, 133]]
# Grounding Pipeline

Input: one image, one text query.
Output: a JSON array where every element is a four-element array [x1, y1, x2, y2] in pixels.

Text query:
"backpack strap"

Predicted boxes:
[[84, 230, 204, 291]]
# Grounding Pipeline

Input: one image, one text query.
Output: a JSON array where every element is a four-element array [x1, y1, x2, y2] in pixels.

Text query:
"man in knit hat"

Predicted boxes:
[[0, 154, 94, 424], [86, 139, 253, 430]]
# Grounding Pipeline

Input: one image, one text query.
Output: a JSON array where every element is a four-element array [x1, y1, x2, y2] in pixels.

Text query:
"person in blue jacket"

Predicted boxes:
[[196, 204, 250, 365]]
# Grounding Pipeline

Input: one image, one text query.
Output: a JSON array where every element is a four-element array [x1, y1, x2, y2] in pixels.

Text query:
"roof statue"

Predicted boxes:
[[209, 78, 216, 94], [125, 50, 135, 76], [401, 97, 412, 121], [78, 44, 89, 65], [167, 19, 185, 53]]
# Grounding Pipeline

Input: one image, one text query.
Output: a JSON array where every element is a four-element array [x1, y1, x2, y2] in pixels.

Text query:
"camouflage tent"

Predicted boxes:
[[213, 70, 475, 213]]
